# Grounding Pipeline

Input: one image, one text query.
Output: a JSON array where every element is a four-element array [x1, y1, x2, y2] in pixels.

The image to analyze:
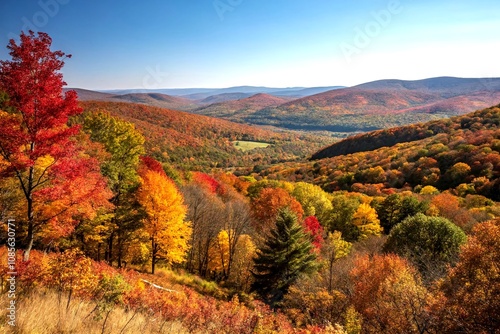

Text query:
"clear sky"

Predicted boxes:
[[1, 0, 499, 90]]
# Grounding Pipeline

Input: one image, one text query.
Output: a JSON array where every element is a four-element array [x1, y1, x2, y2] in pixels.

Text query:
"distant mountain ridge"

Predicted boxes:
[[245, 77, 500, 131], [69, 77, 500, 133], [67, 89, 199, 111], [99, 85, 345, 99]]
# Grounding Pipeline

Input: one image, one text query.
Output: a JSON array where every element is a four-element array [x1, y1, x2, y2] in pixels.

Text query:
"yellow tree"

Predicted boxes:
[[207, 229, 231, 278], [137, 168, 191, 274], [352, 203, 382, 239], [229, 234, 256, 291]]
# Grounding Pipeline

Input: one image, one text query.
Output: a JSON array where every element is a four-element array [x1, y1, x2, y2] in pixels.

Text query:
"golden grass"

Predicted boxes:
[[0, 292, 188, 334]]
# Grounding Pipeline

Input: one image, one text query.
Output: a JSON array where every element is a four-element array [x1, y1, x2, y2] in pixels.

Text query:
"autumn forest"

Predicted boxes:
[[1, 32, 499, 334]]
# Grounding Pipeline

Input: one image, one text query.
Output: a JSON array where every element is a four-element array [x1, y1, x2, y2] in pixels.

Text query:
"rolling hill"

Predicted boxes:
[[260, 104, 500, 200], [112, 93, 198, 111], [69, 89, 199, 111], [246, 77, 500, 131], [71, 77, 500, 133], [192, 93, 292, 120], [79, 101, 333, 170], [196, 92, 253, 104]]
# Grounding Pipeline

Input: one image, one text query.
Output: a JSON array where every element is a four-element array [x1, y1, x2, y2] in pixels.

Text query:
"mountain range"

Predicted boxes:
[[69, 77, 500, 133]]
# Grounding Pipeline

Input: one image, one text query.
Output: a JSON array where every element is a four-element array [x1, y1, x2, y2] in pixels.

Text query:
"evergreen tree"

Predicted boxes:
[[251, 208, 318, 308]]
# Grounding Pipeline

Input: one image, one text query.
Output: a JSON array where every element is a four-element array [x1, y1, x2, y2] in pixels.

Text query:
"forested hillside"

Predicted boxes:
[[80, 101, 333, 170], [1, 32, 499, 334], [264, 104, 500, 199], [247, 81, 500, 131]]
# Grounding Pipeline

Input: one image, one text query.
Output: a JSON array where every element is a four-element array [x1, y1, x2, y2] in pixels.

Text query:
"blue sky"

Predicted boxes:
[[1, 0, 499, 90]]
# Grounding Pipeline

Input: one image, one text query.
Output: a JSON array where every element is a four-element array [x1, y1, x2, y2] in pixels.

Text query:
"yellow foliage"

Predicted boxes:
[[137, 170, 191, 267], [208, 230, 231, 273], [324, 231, 352, 261], [344, 306, 362, 334], [34, 154, 55, 170], [229, 234, 256, 290], [352, 203, 382, 239], [420, 185, 439, 195]]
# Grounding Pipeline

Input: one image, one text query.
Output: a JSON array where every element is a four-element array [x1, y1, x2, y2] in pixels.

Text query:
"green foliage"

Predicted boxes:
[[251, 208, 318, 308], [383, 213, 467, 279], [80, 110, 145, 195], [376, 194, 429, 234], [92, 274, 130, 319], [326, 194, 362, 242], [78, 110, 146, 266], [292, 182, 333, 224]]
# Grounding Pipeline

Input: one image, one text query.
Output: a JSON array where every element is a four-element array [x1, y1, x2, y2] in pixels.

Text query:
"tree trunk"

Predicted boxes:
[[23, 204, 34, 261], [151, 237, 156, 274], [23, 164, 35, 262], [106, 232, 114, 265], [117, 229, 123, 268]]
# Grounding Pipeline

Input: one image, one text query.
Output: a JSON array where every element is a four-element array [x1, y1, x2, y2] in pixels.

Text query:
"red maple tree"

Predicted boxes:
[[0, 31, 110, 260]]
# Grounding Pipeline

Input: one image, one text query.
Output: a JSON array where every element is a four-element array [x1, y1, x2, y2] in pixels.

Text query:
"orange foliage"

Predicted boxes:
[[431, 192, 474, 230], [350, 254, 429, 333], [1, 247, 299, 333], [251, 187, 304, 232], [435, 218, 500, 333]]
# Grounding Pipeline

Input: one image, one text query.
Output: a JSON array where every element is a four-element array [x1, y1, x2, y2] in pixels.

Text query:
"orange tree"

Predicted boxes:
[[435, 218, 500, 333]]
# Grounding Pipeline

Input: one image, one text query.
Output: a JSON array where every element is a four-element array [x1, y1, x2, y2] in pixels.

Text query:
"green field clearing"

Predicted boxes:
[[232, 140, 271, 151]]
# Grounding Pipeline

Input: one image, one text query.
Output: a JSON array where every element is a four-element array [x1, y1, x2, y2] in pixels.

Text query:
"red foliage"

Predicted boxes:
[[193, 172, 221, 194], [139, 156, 166, 176], [303, 216, 324, 250], [0, 31, 81, 174], [0, 31, 111, 259], [251, 187, 304, 232]]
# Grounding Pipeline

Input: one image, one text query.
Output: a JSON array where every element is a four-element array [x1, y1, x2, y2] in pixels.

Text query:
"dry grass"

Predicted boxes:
[[0, 292, 188, 334]]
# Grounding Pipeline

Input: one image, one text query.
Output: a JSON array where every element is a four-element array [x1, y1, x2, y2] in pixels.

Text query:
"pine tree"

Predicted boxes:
[[251, 208, 318, 308]]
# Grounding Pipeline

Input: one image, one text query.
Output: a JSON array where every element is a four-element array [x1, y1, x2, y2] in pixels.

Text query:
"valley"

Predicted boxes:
[[71, 76, 500, 133], [2, 26, 500, 334]]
